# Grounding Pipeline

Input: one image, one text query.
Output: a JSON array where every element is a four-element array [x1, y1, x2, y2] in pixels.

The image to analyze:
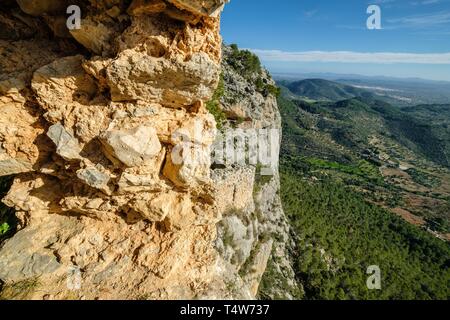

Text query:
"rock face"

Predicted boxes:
[[211, 45, 301, 299], [101, 126, 162, 167], [0, 0, 293, 300]]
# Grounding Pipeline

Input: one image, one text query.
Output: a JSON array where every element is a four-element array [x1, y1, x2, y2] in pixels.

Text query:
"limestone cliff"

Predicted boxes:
[[212, 45, 301, 299], [0, 0, 295, 300]]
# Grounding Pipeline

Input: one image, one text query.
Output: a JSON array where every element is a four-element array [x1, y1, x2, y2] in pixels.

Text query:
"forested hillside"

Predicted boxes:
[[284, 79, 374, 102], [281, 169, 450, 299], [275, 84, 450, 299], [279, 90, 450, 235]]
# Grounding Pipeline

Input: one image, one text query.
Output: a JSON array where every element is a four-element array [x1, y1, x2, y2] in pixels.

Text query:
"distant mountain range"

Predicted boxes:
[[282, 78, 374, 102], [276, 75, 450, 106], [273, 72, 450, 85]]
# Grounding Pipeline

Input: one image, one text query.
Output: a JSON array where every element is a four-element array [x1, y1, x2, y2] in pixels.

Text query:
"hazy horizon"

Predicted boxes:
[[267, 69, 450, 83]]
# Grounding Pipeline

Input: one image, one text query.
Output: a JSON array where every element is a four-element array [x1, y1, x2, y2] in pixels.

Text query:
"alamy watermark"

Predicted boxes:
[[367, 5, 382, 30], [171, 121, 281, 176], [366, 265, 382, 290], [66, 5, 81, 30]]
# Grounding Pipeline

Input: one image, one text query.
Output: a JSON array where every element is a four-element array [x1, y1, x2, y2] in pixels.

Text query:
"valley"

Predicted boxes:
[[267, 78, 450, 299], [278, 81, 450, 239]]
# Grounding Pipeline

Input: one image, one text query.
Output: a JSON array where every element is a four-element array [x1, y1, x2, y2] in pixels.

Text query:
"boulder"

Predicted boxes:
[[46, 123, 82, 161], [166, 0, 228, 17], [128, 191, 185, 222], [127, 0, 167, 16], [101, 126, 162, 167], [106, 51, 220, 107], [70, 17, 116, 55], [0, 150, 33, 176], [163, 144, 211, 187], [76, 166, 111, 193], [32, 55, 98, 112]]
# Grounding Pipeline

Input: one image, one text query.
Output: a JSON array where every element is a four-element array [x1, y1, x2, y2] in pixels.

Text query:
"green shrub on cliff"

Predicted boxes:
[[227, 44, 262, 79], [228, 44, 280, 98], [265, 84, 281, 97], [0, 176, 16, 243], [206, 73, 227, 129]]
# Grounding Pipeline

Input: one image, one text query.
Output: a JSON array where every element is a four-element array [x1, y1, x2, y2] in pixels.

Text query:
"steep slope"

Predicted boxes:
[[209, 44, 301, 299]]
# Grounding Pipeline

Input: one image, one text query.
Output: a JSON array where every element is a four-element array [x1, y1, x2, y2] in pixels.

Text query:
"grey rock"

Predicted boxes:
[[0, 148, 33, 176], [77, 166, 110, 192], [21, 253, 61, 278], [217, 215, 255, 268], [0, 226, 61, 282], [92, 256, 130, 284], [47, 123, 82, 161]]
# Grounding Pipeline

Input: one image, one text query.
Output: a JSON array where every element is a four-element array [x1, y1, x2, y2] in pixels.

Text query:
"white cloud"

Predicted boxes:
[[387, 11, 450, 27], [421, 0, 441, 4], [248, 49, 450, 64]]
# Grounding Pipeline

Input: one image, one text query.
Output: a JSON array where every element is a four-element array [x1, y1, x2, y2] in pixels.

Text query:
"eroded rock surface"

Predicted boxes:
[[0, 0, 292, 300]]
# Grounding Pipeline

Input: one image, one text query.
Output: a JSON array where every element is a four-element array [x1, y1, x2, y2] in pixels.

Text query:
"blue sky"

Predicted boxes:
[[221, 0, 450, 81]]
